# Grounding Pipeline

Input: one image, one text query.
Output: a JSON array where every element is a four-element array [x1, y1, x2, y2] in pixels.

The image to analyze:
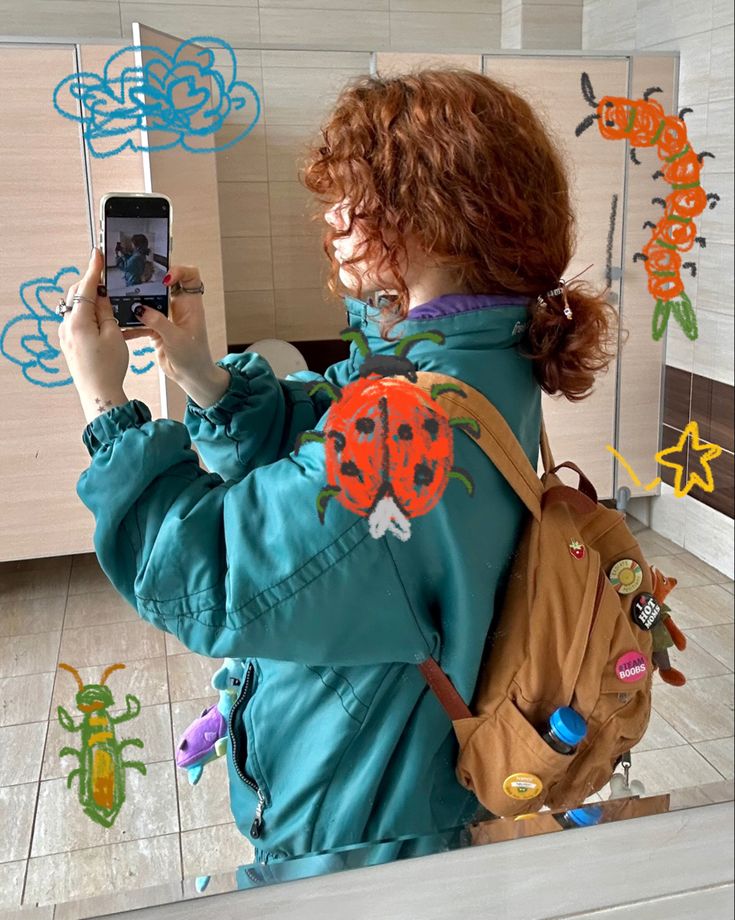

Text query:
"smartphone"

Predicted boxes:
[[99, 193, 173, 328]]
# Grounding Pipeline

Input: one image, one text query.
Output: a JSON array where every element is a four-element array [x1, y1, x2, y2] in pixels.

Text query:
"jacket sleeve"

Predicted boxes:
[[75, 399, 433, 668], [183, 350, 357, 483]]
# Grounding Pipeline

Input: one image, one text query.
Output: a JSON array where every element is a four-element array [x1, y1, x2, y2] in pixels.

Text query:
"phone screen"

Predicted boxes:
[[104, 196, 170, 327]]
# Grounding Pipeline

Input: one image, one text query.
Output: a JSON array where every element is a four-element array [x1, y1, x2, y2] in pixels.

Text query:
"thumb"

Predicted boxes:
[[132, 303, 176, 339]]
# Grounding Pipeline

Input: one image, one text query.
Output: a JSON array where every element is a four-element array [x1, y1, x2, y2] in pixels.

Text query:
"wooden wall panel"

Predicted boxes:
[[135, 24, 228, 423], [616, 54, 676, 496], [78, 43, 161, 424], [0, 45, 99, 561], [482, 55, 629, 497]]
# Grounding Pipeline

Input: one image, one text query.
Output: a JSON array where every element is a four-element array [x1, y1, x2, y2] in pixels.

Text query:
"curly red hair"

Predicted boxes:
[[300, 67, 619, 402]]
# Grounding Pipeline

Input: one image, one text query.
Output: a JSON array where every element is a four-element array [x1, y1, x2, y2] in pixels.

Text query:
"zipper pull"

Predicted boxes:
[[250, 790, 266, 838]]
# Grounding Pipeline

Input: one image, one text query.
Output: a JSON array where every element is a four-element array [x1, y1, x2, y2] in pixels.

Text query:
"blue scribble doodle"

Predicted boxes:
[[1, 268, 156, 386], [53, 36, 260, 158], [0, 268, 79, 387], [131, 347, 155, 375]]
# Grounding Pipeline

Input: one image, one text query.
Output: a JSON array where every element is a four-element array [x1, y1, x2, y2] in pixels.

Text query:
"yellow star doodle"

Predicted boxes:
[[655, 421, 722, 497], [606, 420, 723, 498]]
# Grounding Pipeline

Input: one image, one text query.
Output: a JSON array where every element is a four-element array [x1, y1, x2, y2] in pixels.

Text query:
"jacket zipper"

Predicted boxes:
[[227, 662, 267, 838]]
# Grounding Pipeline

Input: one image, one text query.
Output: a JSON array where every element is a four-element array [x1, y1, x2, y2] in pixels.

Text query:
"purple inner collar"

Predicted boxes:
[[405, 292, 531, 319]]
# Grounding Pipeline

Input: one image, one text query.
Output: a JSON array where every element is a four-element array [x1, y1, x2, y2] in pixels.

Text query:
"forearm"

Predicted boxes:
[[177, 364, 232, 410], [80, 389, 129, 425]]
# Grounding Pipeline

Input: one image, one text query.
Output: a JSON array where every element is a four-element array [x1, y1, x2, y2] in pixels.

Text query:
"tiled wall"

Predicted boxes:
[[583, 0, 734, 576]]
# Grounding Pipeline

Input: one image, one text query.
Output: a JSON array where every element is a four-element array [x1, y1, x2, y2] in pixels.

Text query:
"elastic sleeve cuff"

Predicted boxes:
[[184, 359, 253, 425], [82, 399, 152, 457]]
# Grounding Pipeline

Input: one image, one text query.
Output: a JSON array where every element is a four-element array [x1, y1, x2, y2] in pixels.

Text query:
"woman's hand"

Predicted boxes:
[[121, 264, 230, 408], [58, 248, 129, 424]]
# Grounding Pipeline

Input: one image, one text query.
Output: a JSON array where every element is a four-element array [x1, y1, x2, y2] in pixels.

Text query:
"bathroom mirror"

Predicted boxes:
[[1, 9, 732, 918]]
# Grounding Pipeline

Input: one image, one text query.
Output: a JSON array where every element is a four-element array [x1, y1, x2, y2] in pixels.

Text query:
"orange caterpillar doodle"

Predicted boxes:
[[576, 73, 720, 343]]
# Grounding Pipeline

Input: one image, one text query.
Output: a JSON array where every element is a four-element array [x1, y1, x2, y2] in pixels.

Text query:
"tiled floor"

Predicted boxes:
[[0, 520, 733, 918]]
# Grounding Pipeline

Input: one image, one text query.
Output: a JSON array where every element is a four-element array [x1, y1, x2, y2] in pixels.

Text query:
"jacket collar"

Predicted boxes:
[[343, 292, 532, 351]]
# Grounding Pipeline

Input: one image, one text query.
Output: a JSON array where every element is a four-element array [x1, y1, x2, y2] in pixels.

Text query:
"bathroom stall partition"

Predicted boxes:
[[0, 30, 227, 562], [375, 51, 675, 500]]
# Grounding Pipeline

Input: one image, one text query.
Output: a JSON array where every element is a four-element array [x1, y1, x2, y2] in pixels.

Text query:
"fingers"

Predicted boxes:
[[68, 249, 104, 324], [164, 265, 202, 289]]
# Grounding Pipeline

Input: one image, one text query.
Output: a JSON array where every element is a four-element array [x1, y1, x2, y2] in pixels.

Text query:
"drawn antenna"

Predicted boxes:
[[100, 662, 126, 685], [580, 72, 598, 108], [642, 86, 663, 101], [58, 662, 84, 692]]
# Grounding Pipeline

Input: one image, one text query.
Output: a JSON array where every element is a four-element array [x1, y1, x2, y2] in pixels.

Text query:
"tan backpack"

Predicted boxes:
[[414, 371, 684, 818]]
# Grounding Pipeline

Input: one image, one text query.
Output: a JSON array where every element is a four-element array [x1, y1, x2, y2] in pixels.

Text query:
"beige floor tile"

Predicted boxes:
[[722, 581, 735, 594], [58, 619, 165, 670], [694, 737, 735, 780], [636, 529, 685, 557], [647, 553, 725, 598], [43, 704, 173, 782], [625, 516, 647, 535], [622, 744, 723, 795], [667, 583, 735, 628], [50, 658, 169, 714], [54, 878, 184, 919], [165, 631, 190, 656], [0, 596, 67, 638], [0, 673, 55, 727], [680, 551, 734, 585], [0, 904, 54, 918], [0, 859, 25, 910], [634, 708, 687, 753], [668, 778, 735, 809], [0, 569, 69, 604], [31, 761, 179, 858], [0, 556, 71, 578], [648, 551, 732, 587], [666, 630, 732, 679], [63, 591, 140, 630], [685, 624, 735, 672], [167, 654, 223, 703], [172, 699, 232, 832], [24, 834, 181, 907], [0, 632, 61, 680], [180, 822, 254, 879], [0, 782, 37, 862], [0, 722, 47, 786], [67, 561, 116, 597], [653, 673, 734, 743]]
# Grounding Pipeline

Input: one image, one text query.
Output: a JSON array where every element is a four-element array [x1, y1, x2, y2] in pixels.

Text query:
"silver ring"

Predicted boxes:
[[170, 281, 205, 295], [72, 294, 97, 307], [56, 298, 72, 316]]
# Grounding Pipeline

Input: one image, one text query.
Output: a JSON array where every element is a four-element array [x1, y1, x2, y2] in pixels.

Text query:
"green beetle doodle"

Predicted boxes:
[[57, 662, 146, 828]]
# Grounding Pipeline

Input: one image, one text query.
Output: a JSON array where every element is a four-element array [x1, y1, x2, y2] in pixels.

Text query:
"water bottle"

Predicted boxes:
[[541, 706, 587, 755], [554, 805, 603, 830]]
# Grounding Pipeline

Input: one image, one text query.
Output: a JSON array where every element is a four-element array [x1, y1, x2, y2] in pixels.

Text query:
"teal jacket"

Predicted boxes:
[[76, 292, 541, 862]]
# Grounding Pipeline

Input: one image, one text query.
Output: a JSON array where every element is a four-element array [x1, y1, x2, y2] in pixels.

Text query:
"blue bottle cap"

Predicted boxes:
[[565, 806, 603, 827], [550, 707, 587, 746]]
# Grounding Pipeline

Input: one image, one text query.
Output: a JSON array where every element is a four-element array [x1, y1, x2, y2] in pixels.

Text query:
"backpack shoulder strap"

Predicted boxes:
[[414, 371, 543, 521]]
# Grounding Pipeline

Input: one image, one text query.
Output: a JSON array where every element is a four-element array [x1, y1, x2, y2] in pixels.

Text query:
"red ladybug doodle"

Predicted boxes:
[[294, 328, 480, 541]]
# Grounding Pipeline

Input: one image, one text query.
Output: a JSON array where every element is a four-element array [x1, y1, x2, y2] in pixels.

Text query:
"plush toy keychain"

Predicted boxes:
[[649, 567, 687, 686]]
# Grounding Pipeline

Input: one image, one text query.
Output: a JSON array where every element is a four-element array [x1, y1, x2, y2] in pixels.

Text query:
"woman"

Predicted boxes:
[[58, 69, 616, 868], [115, 233, 149, 286]]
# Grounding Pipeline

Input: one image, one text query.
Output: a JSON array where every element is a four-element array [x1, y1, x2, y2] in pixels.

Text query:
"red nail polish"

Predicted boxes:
[[163, 274, 172, 285], [97, 284, 107, 297]]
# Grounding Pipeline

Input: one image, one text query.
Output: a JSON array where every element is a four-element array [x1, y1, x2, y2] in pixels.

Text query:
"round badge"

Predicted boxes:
[[615, 651, 649, 682], [502, 773, 543, 800], [609, 558, 644, 595], [631, 592, 662, 631]]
